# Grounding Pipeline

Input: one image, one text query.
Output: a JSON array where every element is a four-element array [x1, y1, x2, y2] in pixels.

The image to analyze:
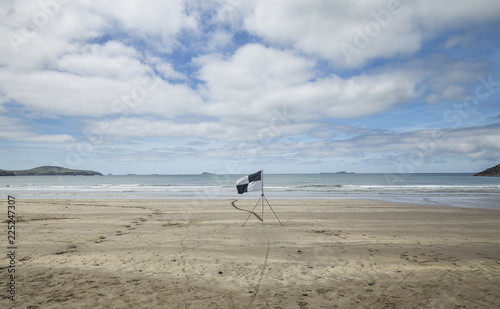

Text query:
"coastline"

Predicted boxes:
[[3, 191, 500, 210], [2, 198, 499, 308]]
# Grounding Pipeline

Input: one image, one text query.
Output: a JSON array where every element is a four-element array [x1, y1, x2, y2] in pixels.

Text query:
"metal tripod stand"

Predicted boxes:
[[242, 193, 284, 226]]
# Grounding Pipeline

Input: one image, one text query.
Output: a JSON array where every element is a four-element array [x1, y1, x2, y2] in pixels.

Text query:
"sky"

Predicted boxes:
[[1, 0, 500, 175]]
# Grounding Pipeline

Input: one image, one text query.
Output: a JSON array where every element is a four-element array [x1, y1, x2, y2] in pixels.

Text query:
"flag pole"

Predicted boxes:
[[261, 170, 264, 220]]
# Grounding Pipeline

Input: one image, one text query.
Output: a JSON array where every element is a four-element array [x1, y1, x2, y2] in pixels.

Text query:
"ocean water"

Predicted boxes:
[[1, 173, 499, 209]]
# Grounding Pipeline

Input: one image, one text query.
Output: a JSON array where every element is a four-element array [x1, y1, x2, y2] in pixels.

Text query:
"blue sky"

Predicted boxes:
[[1, 0, 500, 175]]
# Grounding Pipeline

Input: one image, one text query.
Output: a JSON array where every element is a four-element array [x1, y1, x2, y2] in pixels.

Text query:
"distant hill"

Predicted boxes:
[[474, 164, 500, 177], [0, 166, 102, 176]]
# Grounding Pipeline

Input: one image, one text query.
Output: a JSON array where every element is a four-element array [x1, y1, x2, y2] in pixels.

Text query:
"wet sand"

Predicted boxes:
[[1, 198, 499, 308]]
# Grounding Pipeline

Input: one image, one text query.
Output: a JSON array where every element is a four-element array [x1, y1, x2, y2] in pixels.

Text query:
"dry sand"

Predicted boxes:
[[1, 198, 499, 308]]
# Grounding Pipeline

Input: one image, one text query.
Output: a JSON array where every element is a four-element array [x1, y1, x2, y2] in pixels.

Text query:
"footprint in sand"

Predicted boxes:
[[94, 236, 107, 243]]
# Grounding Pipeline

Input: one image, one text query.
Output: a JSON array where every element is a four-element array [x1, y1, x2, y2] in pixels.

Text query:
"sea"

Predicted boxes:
[[1, 173, 499, 209]]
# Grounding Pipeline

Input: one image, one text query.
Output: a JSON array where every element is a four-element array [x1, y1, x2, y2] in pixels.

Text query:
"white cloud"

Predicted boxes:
[[146, 56, 187, 81], [95, 0, 197, 42], [295, 124, 500, 163], [0, 1, 106, 69], [0, 69, 131, 117], [242, 0, 419, 67], [240, 0, 500, 68], [412, 0, 500, 32], [99, 121, 500, 165], [0, 67, 206, 119], [444, 34, 471, 49], [87, 116, 315, 143], [0, 0, 198, 68], [202, 29, 234, 52], [56, 41, 146, 79], [196, 43, 419, 123], [0, 36, 202, 118], [91, 117, 223, 138], [0, 0, 208, 122], [195, 44, 315, 116]]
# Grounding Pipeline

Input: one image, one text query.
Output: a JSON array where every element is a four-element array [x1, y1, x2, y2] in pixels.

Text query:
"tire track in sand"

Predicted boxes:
[[247, 230, 270, 309], [383, 270, 416, 302], [231, 200, 263, 222]]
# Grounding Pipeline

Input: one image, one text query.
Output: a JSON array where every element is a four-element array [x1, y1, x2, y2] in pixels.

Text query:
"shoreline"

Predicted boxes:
[[2, 198, 499, 308], [4, 192, 500, 210]]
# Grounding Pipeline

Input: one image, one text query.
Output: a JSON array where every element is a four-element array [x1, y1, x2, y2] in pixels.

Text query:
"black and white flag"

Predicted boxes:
[[236, 170, 263, 194]]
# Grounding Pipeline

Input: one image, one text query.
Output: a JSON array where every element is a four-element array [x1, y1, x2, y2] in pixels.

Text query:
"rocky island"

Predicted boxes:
[[474, 164, 500, 177], [0, 166, 102, 176]]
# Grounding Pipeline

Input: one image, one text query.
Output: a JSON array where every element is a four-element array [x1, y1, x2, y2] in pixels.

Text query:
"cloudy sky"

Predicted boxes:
[[1, 0, 499, 174]]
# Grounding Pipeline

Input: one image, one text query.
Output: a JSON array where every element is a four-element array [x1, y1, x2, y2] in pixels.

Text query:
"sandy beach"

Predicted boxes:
[[2, 198, 499, 308]]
